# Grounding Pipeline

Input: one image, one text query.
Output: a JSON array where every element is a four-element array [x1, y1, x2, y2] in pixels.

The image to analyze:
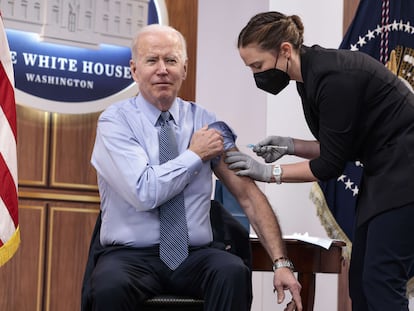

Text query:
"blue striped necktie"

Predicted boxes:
[[158, 111, 189, 270]]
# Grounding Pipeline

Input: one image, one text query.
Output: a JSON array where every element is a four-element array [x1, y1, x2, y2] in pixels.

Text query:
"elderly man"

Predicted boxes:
[[85, 24, 302, 311]]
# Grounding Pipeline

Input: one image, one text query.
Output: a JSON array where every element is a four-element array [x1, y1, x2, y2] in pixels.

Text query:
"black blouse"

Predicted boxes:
[[296, 45, 414, 225], [298, 45, 414, 180]]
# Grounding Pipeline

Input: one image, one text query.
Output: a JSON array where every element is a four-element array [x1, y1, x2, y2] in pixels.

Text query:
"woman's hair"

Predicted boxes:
[[237, 11, 304, 52]]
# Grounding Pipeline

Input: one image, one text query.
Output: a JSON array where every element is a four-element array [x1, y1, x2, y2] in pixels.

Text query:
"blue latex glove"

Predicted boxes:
[[225, 151, 272, 182], [253, 136, 294, 163]]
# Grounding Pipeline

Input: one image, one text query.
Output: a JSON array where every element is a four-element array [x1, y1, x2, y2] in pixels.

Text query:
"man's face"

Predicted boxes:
[[130, 31, 187, 110]]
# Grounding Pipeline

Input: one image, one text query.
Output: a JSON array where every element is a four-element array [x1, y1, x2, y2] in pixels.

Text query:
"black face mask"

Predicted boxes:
[[253, 58, 290, 95]]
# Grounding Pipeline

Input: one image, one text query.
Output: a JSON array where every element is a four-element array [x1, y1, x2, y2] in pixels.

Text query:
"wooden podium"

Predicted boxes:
[[250, 238, 346, 311]]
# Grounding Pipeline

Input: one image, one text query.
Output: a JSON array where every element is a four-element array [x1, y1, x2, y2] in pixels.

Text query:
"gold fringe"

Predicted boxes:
[[309, 182, 353, 259], [385, 50, 397, 74], [0, 227, 20, 266], [309, 182, 414, 298], [408, 278, 414, 298]]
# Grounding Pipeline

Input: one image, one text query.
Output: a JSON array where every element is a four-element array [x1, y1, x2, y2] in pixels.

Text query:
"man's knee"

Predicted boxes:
[[92, 272, 123, 297], [211, 256, 252, 296]]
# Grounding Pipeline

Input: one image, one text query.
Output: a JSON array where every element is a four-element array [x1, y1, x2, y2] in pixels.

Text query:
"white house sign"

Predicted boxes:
[[2, 0, 167, 113]]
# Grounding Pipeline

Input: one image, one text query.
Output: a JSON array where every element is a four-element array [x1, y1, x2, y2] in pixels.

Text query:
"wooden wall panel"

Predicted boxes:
[[45, 204, 99, 311], [17, 105, 50, 186], [0, 203, 46, 311], [165, 0, 198, 101], [51, 113, 99, 190]]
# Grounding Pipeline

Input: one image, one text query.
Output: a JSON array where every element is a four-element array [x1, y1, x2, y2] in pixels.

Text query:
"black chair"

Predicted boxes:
[[81, 200, 251, 311]]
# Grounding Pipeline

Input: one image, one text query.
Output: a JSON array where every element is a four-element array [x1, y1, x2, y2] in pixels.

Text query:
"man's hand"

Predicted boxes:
[[273, 268, 302, 311], [225, 151, 272, 182], [189, 126, 224, 161], [253, 136, 294, 163]]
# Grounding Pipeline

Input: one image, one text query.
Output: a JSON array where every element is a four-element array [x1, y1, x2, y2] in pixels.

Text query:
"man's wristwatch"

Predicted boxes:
[[272, 256, 294, 272], [272, 164, 283, 184]]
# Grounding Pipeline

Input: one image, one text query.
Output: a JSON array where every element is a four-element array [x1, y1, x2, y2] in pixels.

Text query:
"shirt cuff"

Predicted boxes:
[[178, 149, 203, 179]]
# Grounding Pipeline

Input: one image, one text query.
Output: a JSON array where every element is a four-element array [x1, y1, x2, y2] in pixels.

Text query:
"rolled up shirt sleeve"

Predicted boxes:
[[208, 121, 237, 167]]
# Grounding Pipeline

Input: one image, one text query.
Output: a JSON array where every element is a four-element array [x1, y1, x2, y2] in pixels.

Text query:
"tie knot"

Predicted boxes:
[[160, 111, 171, 123]]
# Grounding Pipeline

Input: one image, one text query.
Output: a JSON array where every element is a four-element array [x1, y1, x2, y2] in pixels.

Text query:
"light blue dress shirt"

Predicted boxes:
[[91, 94, 220, 248]]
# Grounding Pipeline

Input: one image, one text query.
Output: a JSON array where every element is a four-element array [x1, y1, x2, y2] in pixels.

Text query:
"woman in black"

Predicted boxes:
[[225, 11, 414, 311]]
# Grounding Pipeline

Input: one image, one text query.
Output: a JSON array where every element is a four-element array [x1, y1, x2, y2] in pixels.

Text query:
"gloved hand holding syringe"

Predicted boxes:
[[246, 136, 294, 163]]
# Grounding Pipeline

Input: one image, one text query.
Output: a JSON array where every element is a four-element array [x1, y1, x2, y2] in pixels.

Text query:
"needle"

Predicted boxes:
[[247, 144, 288, 151]]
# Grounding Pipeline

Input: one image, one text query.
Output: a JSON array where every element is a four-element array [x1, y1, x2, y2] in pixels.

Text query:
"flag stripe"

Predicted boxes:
[[0, 153, 18, 227], [0, 98, 18, 185], [0, 196, 17, 243], [0, 62, 17, 140]]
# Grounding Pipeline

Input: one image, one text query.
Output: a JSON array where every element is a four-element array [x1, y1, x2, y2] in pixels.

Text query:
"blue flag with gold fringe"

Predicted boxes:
[[310, 0, 414, 295]]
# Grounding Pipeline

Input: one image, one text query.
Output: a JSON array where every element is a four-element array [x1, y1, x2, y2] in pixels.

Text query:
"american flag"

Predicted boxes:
[[0, 12, 20, 266]]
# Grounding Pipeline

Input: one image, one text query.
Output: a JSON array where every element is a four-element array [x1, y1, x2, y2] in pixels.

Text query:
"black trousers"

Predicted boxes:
[[86, 244, 252, 311], [349, 203, 414, 310]]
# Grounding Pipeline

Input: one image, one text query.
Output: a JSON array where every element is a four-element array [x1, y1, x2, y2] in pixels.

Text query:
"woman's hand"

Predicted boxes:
[[225, 151, 273, 182], [253, 136, 294, 163]]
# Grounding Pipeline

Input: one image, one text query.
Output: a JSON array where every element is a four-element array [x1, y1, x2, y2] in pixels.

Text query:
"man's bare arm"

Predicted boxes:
[[213, 149, 286, 261], [213, 147, 302, 310]]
